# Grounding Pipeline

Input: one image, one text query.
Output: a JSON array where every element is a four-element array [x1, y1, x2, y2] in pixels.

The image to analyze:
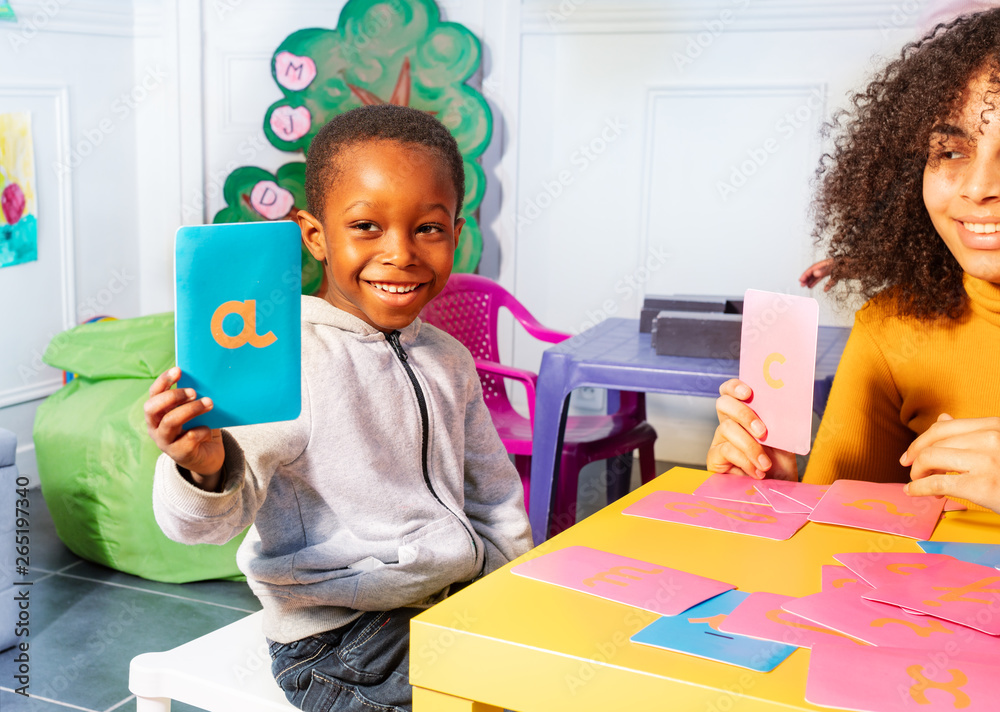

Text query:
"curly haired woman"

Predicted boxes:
[[707, 8, 1000, 513]]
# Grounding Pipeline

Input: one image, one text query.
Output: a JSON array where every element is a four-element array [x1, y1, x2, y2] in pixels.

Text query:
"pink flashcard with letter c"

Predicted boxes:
[[738, 289, 818, 455]]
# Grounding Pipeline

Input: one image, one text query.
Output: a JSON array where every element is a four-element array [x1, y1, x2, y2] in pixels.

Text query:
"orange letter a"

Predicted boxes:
[[211, 300, 277, 349]]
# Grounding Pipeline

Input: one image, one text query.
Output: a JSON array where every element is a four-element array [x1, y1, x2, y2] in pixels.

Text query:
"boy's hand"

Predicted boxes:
[[903, 414, 1000, 514], [145, 367, 225, 491], [706, 378, 798, 481]]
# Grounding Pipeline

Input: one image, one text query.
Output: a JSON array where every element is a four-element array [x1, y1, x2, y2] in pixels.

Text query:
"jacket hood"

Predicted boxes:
[[301, 295, 422, 345]]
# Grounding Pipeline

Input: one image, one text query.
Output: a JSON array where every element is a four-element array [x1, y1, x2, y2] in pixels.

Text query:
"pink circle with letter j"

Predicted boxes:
[[270, 105, 312, 142]]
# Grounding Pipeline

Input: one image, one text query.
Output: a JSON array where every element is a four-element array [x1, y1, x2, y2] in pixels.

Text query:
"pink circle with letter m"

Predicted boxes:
[[275, 51, 317, 91]]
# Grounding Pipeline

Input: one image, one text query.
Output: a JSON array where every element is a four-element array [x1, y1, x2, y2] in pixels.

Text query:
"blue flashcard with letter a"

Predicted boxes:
[[175, 221, 301, 429]]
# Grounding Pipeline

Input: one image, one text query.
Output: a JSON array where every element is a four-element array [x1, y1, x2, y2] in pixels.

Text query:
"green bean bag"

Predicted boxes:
[[34, 313, 246, 582]]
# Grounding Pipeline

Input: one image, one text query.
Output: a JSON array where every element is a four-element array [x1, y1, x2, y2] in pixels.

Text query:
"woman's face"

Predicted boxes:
[[923, 72, 1000, 284]]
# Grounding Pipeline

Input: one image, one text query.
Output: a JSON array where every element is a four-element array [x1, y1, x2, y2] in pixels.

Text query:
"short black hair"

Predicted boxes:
[[304, 104, 465, 222]]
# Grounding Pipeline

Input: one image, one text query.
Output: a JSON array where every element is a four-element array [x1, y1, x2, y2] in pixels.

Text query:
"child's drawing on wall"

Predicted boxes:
[[0, 112, 38, 269]]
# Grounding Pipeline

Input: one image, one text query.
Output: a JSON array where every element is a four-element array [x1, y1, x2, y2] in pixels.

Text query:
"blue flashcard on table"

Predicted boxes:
[[175, 221, 302, 430], [918, 541, 1000, 569], [630, 590, 796, 672]]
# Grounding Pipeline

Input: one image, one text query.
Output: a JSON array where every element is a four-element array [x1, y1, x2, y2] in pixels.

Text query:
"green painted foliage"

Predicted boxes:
[[212, 163, 323, 294], [213, 0, 491, 279]]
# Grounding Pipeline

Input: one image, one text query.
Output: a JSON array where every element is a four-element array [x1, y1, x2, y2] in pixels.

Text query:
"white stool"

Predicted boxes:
[[129, 610, 297, 711]]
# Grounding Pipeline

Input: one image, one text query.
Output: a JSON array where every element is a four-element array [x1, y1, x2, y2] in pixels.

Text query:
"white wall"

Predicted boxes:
[[0, 0, 933, 478], [493, 0, 927, 464], [0, 2, 143, 483]]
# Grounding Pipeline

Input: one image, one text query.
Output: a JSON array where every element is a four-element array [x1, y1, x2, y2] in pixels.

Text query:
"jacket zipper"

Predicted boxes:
[[386, 330, 480, 566]]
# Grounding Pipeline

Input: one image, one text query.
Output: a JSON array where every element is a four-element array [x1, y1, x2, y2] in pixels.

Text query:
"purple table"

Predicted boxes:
[[527, 317, 850, 544]]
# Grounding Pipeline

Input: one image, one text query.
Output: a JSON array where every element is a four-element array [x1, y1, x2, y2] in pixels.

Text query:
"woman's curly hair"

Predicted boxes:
[[814, 8, 1000, 319]]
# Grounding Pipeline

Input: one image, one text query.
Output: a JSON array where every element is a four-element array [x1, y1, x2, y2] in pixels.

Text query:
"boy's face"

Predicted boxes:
[[299, 140, 463, 333]]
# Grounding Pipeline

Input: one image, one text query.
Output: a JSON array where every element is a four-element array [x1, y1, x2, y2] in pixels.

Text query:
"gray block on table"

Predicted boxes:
[[639, 295, 743, 333], [651, 310, 743, 360]]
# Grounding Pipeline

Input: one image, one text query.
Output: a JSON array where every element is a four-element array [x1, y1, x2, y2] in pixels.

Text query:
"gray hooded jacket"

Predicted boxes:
[[153, 296, 533, 643]]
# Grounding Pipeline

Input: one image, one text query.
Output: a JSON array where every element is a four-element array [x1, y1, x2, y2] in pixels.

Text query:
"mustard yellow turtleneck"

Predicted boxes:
[[803, 274, 1000, 503]]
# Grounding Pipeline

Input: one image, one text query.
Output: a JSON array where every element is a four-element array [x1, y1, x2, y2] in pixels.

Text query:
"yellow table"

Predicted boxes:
[[410, 467, 1000, 711]]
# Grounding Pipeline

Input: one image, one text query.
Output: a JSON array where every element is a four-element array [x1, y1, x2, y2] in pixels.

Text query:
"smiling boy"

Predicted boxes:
[[145, 105, 532, 712]]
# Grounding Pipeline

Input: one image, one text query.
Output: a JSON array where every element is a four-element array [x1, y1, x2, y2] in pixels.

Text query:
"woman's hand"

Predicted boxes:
[[799, 258, 836, 291], [902, 414, 1000, 514], [144, 366, 225, 491], [706, 378, 798, 481]]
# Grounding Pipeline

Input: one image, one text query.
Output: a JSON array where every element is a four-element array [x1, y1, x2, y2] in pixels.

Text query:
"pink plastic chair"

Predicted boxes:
[[422, 274, 657, 534]]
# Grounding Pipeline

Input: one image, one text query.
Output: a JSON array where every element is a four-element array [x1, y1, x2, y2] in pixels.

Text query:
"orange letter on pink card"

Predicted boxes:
[[764, 609, 863, 643], [583, 565, 665, 588], [886, 563, 928, 576], [665, 500, 778, 524], [870, 618, 952, 638], [841, 499, 915, 517], [907, 665, 970, 707], [763, 352, 786, 389], [923, 577, 1000, 607]]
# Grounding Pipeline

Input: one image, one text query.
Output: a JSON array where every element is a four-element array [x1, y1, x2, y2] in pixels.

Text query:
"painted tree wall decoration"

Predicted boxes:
[[213, 0, 492, 294]]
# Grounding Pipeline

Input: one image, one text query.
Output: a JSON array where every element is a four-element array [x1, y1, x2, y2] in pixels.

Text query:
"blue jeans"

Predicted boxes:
[[268, 608, 419, 712]]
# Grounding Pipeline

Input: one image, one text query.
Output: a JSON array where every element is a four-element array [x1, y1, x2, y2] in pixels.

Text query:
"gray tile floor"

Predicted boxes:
[[0, 494, 261, 712], [0, 457, 680, 711]]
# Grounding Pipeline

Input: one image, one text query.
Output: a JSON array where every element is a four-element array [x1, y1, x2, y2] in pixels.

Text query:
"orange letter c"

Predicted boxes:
[[763, 352, 785, 389]]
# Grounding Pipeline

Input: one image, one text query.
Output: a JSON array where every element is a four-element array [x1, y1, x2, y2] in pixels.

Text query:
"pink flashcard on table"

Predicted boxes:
[[834, 552, 953, 588], [807, 642, 1000, 712], [510, 545, 734, 616], [718, 591, 867, 649], [738, 289, 818, 455], [862, 557, 1000, 635], [808, 479, 945, 540], [822, 565, 867, 592], [756, 488, 811, 514], [693, 473, 772, 506], [755, 479, 829, 511], [784, 585, 1000, 654], [622, 490, 809, 541]]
